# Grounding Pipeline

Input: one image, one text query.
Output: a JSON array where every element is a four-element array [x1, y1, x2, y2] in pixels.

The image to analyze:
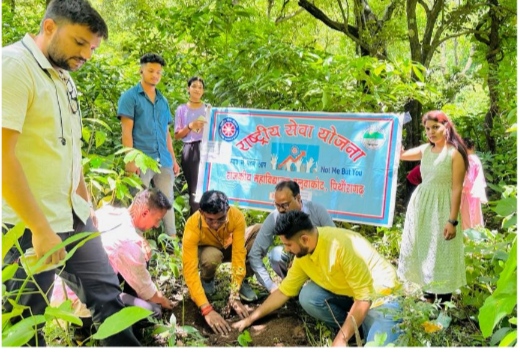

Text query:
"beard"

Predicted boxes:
[[294, 245, 309, 258], [47, 37, 85, 71]]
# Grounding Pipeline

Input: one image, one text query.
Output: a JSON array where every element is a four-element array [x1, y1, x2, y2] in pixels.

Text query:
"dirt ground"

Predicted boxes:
[[163, 282, 310, 347]]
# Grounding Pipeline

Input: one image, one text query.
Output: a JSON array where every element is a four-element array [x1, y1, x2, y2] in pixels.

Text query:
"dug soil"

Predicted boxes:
[[143, 277, 310, 347], [167, 283, 309, 347]]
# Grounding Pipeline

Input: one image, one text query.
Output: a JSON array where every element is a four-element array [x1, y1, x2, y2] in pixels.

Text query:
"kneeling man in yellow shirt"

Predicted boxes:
[[233, 210, 401, 346], [182, 190, 258, 336]]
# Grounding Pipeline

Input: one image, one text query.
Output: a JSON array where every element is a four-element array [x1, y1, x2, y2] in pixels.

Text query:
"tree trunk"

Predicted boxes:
[[404, 99, 423, 147], [405, 0, 424, 148], [474, 0, 500, 153], [483, 0, 500, 153]]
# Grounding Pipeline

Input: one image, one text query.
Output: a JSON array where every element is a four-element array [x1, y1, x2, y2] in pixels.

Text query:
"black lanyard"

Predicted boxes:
[[21, 40, 68, 146]]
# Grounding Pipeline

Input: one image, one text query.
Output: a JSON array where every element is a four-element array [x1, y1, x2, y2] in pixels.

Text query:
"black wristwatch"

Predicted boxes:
[[448, 219, 459, 226]]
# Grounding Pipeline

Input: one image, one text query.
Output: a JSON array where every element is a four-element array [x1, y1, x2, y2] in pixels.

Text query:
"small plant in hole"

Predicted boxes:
[[237, 330, 252, 347]]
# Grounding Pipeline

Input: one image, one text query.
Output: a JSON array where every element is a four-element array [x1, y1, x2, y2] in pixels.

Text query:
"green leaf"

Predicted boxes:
[[152, 324, 171, 336], [83, 117, 113, 132], [90, 179, 104, 193], [493, 197, 517, 217], [2, 222, 25, 260], [44, 301, 84, 326], [2, 303, 26, 325], [493, 250, 510, 261], [93, 306, 153, 340], [2, 263, 19, 282], [499, 329, 517, 347], [412, 64, 424, 82], [90, 168, 118, 175], [237, 329, 252, 347], [116, 147, 134, 156], [180, 325, 200, 335], [2, 315, 46, 347], [123, 149, 140, 162], [373, 63, 386, 76], [506, 108, 517, 125], [463, 228, 488, 241], [321, 90, 330, 110], [122, 176, 143, 188], [365, 332, 388, 346], [502, 214, 517, 230], [478, 239, 517, 337], [107, 177, 116, 191], [82, 126, 92, 143], [490, 326, 513, 345], [95, 130, 107, 148]]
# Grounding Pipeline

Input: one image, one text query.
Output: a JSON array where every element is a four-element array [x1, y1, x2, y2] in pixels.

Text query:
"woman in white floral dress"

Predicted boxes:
[[398, 110, 469, 305]]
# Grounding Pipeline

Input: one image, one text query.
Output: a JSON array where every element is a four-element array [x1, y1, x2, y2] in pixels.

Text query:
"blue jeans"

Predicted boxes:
[[299, 281, 401, 345], [140, 166, 176, 235], [3, 215, 140, 346]]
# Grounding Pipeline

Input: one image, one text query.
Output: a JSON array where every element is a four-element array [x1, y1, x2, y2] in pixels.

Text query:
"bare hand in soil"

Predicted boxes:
[[229, 298, 249, 319], [232, 316, 252, 332], [205, 310, 231, 335]]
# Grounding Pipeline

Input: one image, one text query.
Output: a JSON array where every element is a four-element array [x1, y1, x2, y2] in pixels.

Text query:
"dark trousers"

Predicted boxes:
[[181, 141, 201, 215], [198, 225, 257, 281], [3, 215, 141, 346]]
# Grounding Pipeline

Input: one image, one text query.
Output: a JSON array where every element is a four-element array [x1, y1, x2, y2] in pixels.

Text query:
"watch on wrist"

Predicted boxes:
[[448, 219, 459, 226]]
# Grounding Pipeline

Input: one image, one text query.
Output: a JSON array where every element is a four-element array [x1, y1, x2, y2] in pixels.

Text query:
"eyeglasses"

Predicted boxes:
[[274, 200, 292, 210], [59, 70, 79, 114], [274, 195, 300, 211]]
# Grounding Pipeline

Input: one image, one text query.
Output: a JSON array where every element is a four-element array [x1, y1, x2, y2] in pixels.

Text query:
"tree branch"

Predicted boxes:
[[406, 0, 421, 61], [474, 19, 490, 45], [423, 0, 444, 50], [417, 0, 430, 15], [382, 1, 399, 22], [437, 29, 482, 46], [336, 0, 350, 35], [275, 8, 305, 24], [298, 0, 370, 54], [298, 0, 353, 34]]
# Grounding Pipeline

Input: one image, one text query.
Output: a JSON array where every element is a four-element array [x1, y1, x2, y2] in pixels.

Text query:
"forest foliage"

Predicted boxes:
[[1, 0, 517, 347]]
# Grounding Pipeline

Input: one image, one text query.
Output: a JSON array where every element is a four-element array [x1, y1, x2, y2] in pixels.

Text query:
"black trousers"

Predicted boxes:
[[181, 141, 201, 215]]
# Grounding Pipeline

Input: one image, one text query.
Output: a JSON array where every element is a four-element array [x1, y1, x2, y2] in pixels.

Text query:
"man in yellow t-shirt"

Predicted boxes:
[[233, 210, 401, 346], [182, 190, 257, 336]]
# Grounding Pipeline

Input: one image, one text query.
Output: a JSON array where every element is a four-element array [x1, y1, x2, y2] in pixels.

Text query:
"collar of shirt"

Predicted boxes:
[[22, 34, 53, 70], [136, 82, 166, 103]]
